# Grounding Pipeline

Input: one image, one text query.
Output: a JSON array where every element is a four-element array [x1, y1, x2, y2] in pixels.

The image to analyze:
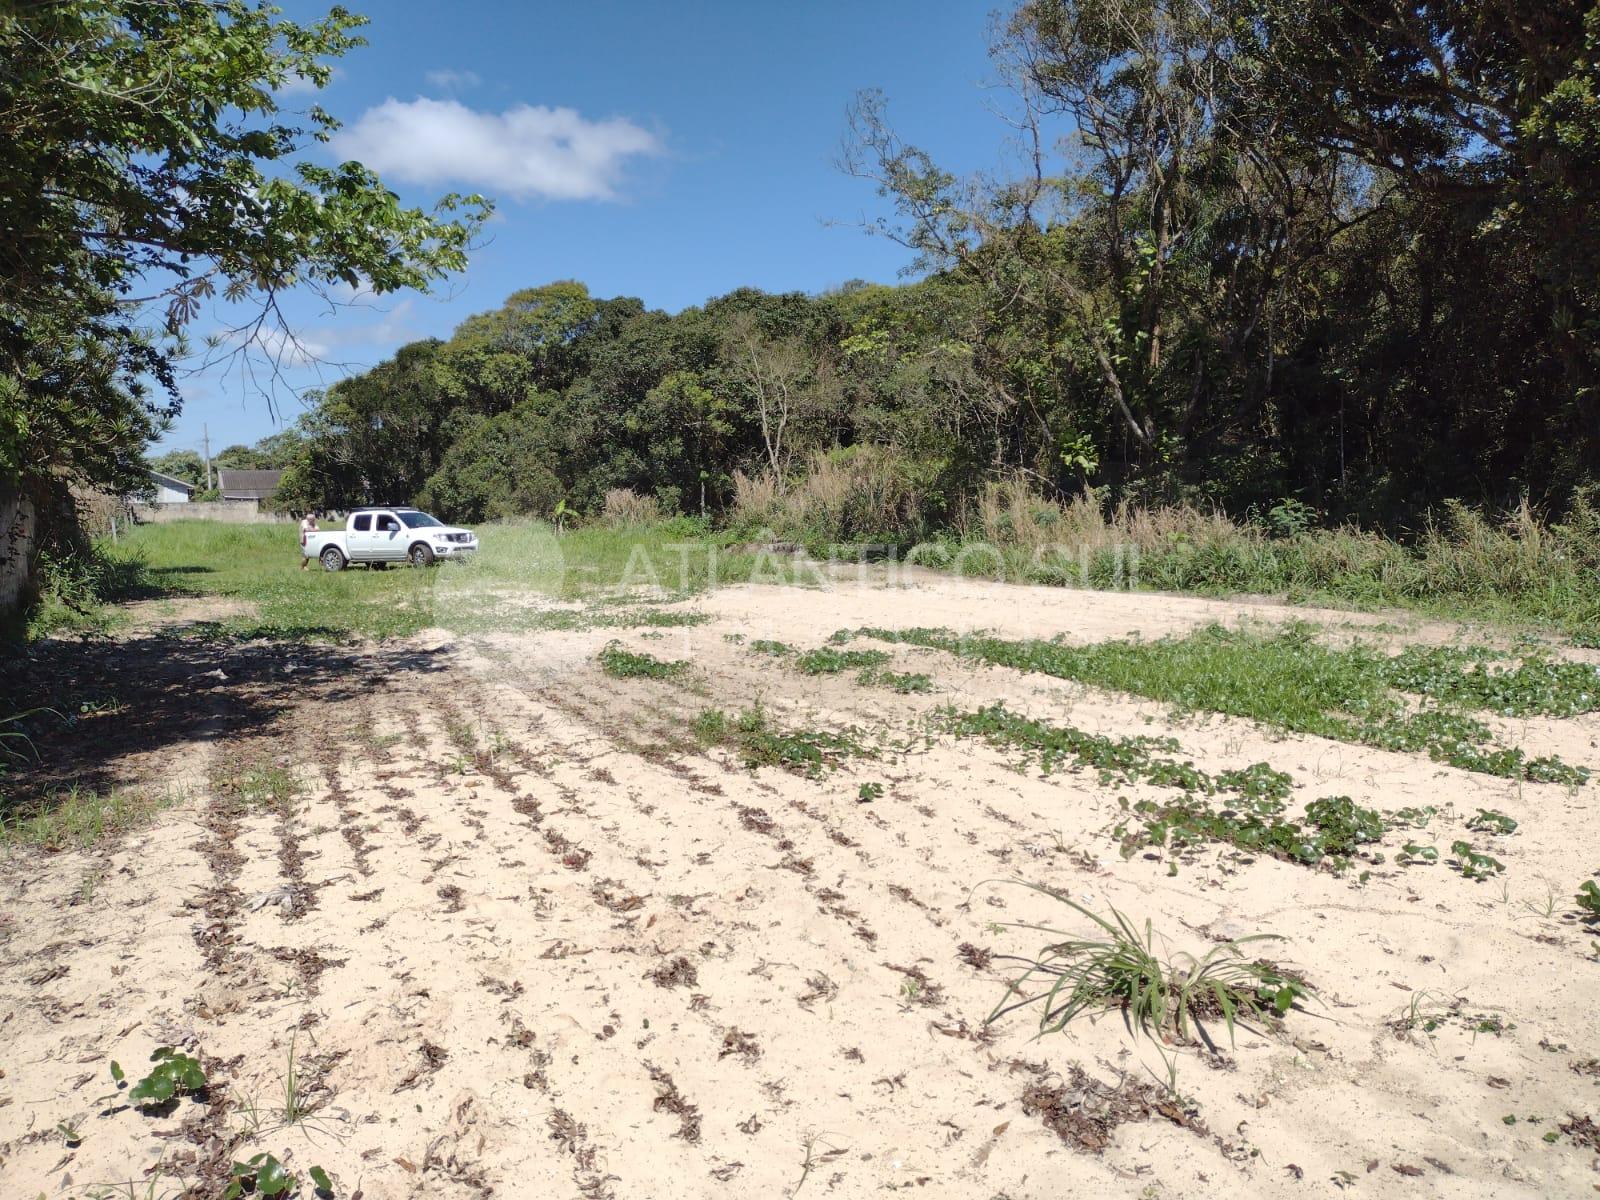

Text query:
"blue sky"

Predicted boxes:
[[159, 0, 1011, 455]]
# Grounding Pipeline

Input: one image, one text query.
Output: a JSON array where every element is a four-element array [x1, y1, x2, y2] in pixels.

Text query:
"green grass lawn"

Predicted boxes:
[[31, 518, 806, 642]]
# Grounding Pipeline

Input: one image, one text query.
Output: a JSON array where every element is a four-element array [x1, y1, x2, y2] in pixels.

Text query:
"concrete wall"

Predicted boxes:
[[0, 482, 37, 617], [133, 501, 292, 524]]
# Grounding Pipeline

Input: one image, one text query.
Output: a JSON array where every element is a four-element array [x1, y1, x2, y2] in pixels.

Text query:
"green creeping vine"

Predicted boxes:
[[692, 705, 870, 776], [1448, 841, 1506, 881], [107, 1050, 332, 1197], [768, 642, 933, 694], [597, 641, 690, 680], [795, 647, 890, 675], [935, 703, 1393, 870], [225, 1155, 333, 1199], [1576, 879, 1600, 921], [937, 703, 1292, 802], [859, 668, 933, 693], [844, 624, 1592, 784]]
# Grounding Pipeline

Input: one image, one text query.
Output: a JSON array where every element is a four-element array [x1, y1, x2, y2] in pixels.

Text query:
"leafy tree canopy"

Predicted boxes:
[[0, 1, 490, 495]]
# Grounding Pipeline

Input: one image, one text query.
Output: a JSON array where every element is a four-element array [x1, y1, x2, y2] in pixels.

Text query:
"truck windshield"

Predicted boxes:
[[398, 511, 443, 528]]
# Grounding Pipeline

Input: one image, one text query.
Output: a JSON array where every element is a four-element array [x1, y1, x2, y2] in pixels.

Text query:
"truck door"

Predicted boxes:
[[348, 512, 376, 560], [373, 511, 405, 560]]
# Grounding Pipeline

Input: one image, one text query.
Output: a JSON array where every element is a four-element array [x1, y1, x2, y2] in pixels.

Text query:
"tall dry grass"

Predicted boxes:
[[971, 478, 1240, 557], [600, 488, 665, 528], [730, 446, 926, 543], [734, 460, 1600, 636]]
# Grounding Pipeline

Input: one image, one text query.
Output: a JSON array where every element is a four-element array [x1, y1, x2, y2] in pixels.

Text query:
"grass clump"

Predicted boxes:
[[490, 606, 708, 634], [220, 764, 300, 811], [1, 785, 173, 852], [598, 641, 690, 680], [987, 883, 1310, 1050], [691, 704, 868, 776], [734, 476, 1600, 639], [853, 624, 1592, 784], [946, 485, 1600, 639]]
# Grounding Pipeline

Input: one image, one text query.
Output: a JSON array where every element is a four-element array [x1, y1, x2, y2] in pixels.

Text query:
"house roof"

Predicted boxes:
[[147, 469, 196, 493], [217, 469, 284, 500]]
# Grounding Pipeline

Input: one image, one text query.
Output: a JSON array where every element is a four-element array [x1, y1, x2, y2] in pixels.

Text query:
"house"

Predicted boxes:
[[148, 469, 195, 504], [217, 469, 284, 503]]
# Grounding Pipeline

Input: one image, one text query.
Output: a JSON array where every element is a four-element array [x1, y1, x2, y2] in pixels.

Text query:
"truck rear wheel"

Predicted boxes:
[[320, 546, 346, 572], [408, 542, 435, 567]]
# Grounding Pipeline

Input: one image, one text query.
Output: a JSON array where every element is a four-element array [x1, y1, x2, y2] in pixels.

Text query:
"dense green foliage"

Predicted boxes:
[[273, 281, 864, 520], [261, 0, 1600, 531], [1, 1, 484, 501]]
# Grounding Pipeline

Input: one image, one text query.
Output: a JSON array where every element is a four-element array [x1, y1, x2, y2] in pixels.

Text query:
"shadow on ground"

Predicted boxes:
[[1, 630, 452, 812]]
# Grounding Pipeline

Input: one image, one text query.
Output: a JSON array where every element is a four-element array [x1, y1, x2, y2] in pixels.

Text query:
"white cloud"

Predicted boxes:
[[332, 97, 662, 201], [424, 68, 481, 91]]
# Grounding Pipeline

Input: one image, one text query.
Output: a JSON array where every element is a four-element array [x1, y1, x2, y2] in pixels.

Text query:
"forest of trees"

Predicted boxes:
[[267, 0, 1600, 531], [8, 0, 1600, 612]]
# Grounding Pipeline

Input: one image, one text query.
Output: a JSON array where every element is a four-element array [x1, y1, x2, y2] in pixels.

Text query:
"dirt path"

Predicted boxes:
[[2, 582, 1597, 1198]]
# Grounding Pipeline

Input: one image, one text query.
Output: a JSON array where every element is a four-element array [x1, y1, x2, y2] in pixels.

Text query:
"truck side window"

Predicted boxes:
[[353, 514, 371, 532], [377, 515, 398, 531]]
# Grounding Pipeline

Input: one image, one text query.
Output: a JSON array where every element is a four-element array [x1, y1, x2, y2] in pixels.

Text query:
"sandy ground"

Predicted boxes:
[[2, 579, 1598, 1199]]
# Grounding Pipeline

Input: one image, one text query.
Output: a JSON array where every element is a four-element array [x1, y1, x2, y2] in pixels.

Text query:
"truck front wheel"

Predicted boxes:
[[408, 542, 435, 567], [320, 546, 346, 572]]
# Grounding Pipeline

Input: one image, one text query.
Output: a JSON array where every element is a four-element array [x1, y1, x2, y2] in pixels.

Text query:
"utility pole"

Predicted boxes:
[[202, 424, 213, 491]]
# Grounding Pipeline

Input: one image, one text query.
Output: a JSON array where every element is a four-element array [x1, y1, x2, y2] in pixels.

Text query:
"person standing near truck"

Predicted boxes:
[[299, 511, 319, 571]]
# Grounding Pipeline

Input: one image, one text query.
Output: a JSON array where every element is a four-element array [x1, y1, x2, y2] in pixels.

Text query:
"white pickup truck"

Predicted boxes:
[[305, 507, 478, 571]]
